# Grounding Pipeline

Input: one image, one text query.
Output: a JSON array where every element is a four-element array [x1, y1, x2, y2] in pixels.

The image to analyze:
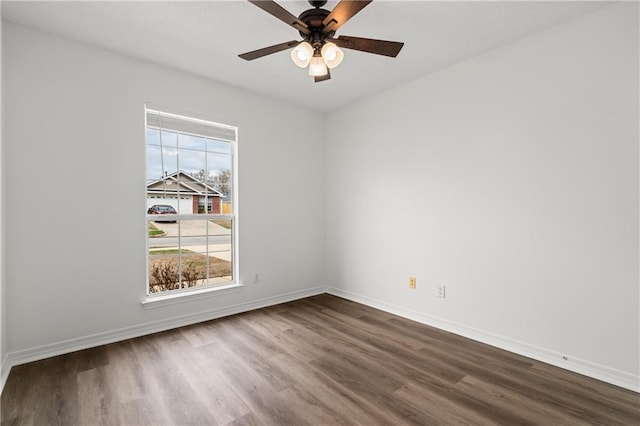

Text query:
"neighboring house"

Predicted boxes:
[[146, 171, 224, 214]]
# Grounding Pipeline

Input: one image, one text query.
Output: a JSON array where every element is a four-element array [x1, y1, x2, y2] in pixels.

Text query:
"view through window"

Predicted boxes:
[[146, 107, 237, 295]]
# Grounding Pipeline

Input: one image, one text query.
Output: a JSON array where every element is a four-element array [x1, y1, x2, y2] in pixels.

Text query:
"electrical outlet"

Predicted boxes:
[[254, 274, 260, 284], [409, 277, 416, 289], [437, 284, 446, 298]]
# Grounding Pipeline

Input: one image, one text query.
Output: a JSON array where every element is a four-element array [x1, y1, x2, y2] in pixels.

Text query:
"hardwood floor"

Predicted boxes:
[[2, 294, 639, 425]]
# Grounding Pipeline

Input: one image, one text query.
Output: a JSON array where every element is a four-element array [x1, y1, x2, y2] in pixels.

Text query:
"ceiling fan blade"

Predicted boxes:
[[333, 35, 404, 57], [239, 40, 300, 61], [314, 69, 331, 83], [248, 0, 310, 35], [322, 0, 372, 33]]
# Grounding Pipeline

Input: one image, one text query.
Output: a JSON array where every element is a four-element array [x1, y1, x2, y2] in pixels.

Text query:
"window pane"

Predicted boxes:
[[179, 247, 206, 289], [179, 134, 207, 151], [178, 148, 205, 179], [208, 152, 232, 206], [207, 138, 232, 154], [148, 250, 180, 293], [208, 218, 233, 284], [163, 147, 179, 176], [160, 130, 177, 148], [146, 128, 161, 146], [207, 152, 232, 177], [178, 219, 232, 287], [146, 145, 163, 184]]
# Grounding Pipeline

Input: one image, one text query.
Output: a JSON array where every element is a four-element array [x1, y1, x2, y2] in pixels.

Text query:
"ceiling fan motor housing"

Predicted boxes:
[[298, 7, 335, 50]]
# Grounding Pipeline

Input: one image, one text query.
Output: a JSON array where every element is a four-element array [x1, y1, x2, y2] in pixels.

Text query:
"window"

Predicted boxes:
[[145, 106, 237, 296]]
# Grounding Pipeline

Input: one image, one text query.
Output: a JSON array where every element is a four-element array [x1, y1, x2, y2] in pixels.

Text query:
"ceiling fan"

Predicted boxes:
[[239, 0, 404, 82]]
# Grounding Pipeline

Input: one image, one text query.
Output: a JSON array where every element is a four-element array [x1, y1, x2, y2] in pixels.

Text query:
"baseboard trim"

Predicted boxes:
[[1, 286, 326, 392], [326, 287, 640, 393]]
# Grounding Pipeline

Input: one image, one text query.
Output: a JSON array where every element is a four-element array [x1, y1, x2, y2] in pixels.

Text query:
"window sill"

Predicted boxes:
[[141, 282, 244, 309]]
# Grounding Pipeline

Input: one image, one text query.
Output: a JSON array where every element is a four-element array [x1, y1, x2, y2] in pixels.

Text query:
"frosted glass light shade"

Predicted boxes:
[[290, 42, 313, 68], [308, 56, 328, 76], [321, 42, 344, 69]]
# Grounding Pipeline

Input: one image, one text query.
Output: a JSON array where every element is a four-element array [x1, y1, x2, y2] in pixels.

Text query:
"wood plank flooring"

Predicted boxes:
[[1, 294, 639, 425]]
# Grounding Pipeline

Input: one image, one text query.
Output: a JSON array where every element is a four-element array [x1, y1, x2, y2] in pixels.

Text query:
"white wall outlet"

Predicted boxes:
[[437, 284, 446, 298]]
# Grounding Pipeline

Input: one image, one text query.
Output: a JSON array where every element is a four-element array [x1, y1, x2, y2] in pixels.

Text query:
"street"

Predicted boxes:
[[148, 234, 231, 248]]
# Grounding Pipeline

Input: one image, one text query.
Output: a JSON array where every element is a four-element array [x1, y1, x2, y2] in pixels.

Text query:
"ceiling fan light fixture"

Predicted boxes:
[[290, 41, 314, 68], [239, 0, 405, 83], [308, 55, 328, 76], [321, 42, 344, 69]]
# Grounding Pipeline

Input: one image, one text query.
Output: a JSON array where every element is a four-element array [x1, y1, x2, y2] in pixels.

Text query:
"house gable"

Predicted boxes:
[[146, 171, 223, 197]]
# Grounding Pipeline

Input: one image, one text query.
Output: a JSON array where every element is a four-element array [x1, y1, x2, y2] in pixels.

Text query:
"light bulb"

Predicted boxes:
[[308, 56, 328, 76], [290, 42, 313, 68], [321, 42, 344, 69]]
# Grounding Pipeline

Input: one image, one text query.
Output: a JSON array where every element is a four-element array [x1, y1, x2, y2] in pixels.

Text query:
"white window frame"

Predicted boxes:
[[143, 105, 240, 305]]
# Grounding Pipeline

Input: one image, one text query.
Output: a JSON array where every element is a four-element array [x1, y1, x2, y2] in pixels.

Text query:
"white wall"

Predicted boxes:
[[0, 11, 5, 389], [2, 22, 325, 361], [326, 3, 639, 390]]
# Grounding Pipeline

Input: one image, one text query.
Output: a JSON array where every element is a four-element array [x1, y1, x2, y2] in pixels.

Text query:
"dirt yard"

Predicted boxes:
[[148, 252, 231, 293]]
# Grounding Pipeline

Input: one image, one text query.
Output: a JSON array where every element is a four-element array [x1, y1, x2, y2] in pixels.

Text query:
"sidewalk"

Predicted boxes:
[[151, 219, 231, 237]]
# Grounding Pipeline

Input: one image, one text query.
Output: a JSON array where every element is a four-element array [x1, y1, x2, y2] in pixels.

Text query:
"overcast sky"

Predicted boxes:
[[146, 128, 232, 183]]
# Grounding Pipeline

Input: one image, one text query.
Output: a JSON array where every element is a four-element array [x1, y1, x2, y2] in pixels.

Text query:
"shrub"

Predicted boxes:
[[149, 260, 179, 293], [181, 262, 202, 287], [149, 259, 204, 293]]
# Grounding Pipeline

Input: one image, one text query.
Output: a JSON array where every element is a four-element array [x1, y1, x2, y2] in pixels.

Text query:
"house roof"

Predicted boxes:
[[146, 171, 224, 198]]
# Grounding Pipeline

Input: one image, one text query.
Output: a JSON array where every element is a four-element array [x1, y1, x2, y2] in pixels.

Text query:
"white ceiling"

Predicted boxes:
[[2, 1, 612, 112]]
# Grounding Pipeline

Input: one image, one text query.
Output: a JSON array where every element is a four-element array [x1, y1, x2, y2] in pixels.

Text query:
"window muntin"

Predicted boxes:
[[145, 107, 237, 296]]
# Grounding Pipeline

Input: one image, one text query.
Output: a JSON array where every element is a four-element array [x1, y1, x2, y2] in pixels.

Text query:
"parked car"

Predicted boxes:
[[147, 204, 177, 222]]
